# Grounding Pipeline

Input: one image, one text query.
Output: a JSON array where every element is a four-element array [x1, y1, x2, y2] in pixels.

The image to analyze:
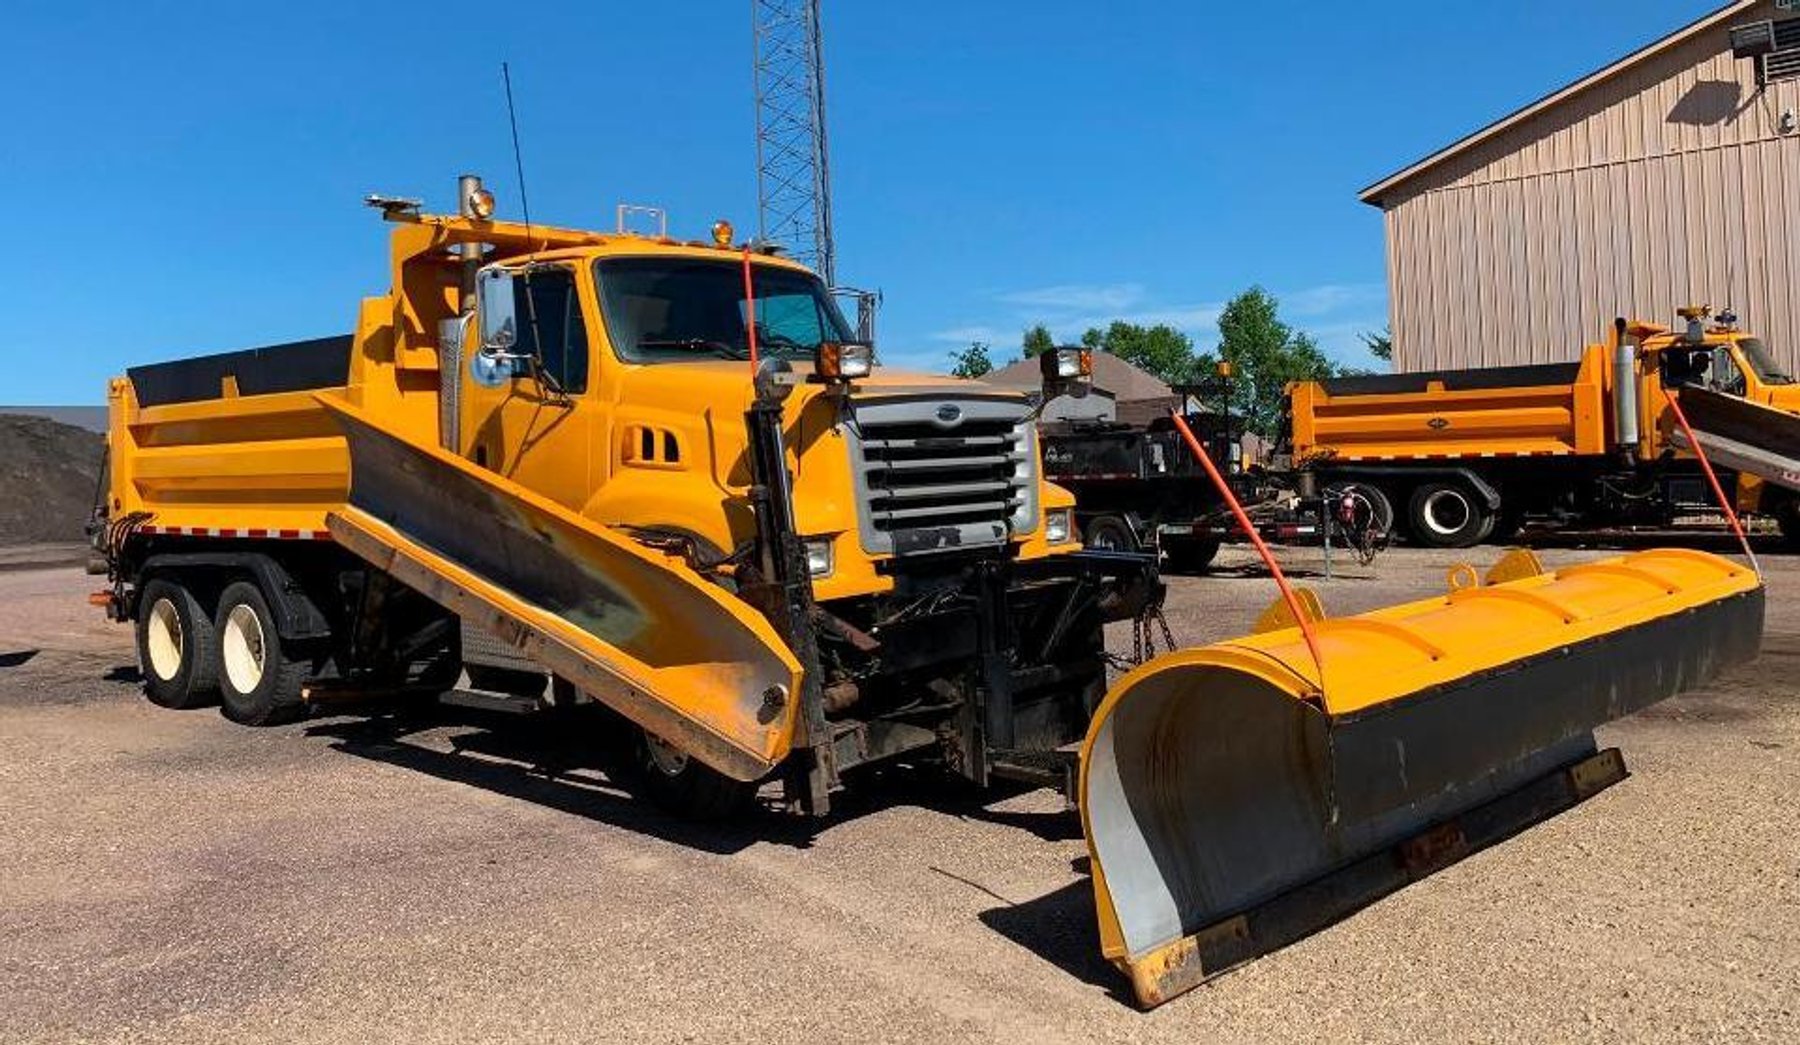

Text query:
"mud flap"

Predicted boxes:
[[317, 395, 803, 782], [1080, 548, 1763, 1008]]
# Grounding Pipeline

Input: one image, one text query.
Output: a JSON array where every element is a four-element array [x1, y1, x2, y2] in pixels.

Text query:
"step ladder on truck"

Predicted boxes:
[[90, 177, 1763, 1007]]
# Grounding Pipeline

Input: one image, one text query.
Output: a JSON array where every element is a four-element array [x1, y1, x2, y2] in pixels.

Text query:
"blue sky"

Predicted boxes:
[[4, 0, 1715, 403]]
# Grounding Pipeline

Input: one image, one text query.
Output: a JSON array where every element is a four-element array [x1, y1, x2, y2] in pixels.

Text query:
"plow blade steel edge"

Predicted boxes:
[[1080, 548, 1762, 1007], [318, 396, 803, 782]]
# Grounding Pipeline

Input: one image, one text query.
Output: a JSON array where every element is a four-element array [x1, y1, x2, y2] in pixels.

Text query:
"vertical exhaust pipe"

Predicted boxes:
[[1612, 316, 1639, 464], [438, 174, 486, 451]]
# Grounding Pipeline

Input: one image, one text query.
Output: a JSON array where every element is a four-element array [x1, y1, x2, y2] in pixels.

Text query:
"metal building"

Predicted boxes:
[[1362, 1, 1800, 374]]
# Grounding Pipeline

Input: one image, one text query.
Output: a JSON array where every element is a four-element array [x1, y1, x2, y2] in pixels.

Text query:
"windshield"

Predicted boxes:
[[1737, 338, 1794, 385], [594, 257, 854, 363]]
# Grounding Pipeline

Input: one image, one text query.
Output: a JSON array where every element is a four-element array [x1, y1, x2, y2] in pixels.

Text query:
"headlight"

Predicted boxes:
[[803, 538, 834, 577], [816, 341, 874, 381], [1045, 509, 1073, 543]]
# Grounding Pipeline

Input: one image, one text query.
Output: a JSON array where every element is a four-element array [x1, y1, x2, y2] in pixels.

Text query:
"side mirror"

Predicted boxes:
[[1040, 346, 1093, 400], [477, 269, 519, 355]]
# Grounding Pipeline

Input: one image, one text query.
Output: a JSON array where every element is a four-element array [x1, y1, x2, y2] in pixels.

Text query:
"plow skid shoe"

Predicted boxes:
[[317, 396, 803, 782], [1079, 549, 1762, 1008]]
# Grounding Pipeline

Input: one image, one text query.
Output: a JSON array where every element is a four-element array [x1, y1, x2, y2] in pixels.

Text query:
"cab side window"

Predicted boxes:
[[1706, 349, 1746, 397], [512, 268, 589, 393]]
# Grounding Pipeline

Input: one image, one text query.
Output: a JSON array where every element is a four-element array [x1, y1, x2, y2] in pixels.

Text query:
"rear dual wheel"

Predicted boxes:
[[214, 581, 309, 726], [136, 578, 219, 709], [1407, 482, 1494, 549]]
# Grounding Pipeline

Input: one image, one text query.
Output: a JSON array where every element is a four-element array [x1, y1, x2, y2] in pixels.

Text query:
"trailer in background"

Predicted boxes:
[[1040, 413, 1390, 571]]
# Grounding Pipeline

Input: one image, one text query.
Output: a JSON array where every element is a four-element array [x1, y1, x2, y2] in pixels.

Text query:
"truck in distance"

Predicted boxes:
[[1284, 308, 1800, 547]]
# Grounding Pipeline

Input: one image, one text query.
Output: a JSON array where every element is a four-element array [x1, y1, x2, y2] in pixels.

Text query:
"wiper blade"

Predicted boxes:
[[637, 337, 744, 359]]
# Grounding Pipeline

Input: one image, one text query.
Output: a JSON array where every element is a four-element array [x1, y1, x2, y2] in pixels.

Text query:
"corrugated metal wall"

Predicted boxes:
[[1378, 1, 1800, 374]]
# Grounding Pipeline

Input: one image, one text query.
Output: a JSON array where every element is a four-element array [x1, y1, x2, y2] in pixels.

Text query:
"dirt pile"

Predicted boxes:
[[0, 414, 105, 545]]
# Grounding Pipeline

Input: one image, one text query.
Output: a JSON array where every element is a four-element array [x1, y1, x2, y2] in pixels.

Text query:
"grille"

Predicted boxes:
[[848, 397, 1037, 555]]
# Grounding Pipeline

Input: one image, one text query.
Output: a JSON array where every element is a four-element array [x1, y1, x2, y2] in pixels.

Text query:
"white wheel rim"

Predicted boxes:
[[1422, 489, 1472, 536], [146, 598, 184, 681], [222, 604, 267, 695]]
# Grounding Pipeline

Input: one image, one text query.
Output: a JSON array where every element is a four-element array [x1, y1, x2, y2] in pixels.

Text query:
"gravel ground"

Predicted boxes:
[[0, 544, 1795, 1043]]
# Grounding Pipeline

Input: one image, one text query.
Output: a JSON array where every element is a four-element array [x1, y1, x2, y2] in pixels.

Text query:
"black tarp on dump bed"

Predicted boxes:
[[127, 335, 353, 407], [1317, 361, 1581, 397]]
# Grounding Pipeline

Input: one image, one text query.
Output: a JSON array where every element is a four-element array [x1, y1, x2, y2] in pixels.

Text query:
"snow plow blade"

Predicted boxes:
[[317, 395, 803, 783], [1666, 385, 1800, 493], [1079, 548, 1762, 1008]]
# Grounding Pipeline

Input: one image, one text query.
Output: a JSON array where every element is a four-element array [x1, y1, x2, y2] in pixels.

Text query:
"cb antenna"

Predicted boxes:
[[502, 61, 534, 243]]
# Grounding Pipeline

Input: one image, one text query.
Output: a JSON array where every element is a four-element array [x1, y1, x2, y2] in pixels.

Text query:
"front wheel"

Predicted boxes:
[[214, 580, 310, 726], [1407, 482, 1492, 549], [629, 726, 758, 820], [1083, 515, 1139, 553]]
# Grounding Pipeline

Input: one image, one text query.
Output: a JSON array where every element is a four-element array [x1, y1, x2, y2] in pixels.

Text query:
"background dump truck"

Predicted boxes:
[[1040, 409, 1389, 571], [1287, 309, 1800, 548], [94, 175, 1158, 817]]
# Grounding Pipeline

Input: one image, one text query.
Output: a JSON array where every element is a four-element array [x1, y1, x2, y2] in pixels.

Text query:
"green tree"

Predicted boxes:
[[947, 340, 994, 379], [1216, 287, 1343, 437], [1021, 324, 1055, 358], [1359, 327, 1393, 364], [1078, 321, 1198, 386]]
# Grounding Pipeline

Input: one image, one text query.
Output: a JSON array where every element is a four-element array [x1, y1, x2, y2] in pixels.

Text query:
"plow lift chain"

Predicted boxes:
[[1112, 601, 1179, 672]]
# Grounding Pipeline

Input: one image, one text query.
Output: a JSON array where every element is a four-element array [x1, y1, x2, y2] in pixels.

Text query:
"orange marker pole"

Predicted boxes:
[[741, 246, 760, 370], [1662, 386, 1761, 577], [1169, 410, 1326, 682]]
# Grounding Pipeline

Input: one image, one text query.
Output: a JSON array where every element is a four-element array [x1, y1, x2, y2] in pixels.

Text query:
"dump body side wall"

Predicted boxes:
[[1290, 346, 1613, 463]]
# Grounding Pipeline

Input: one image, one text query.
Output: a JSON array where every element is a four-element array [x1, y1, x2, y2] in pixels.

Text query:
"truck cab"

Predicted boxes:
[[452, 238, 1076, 606]]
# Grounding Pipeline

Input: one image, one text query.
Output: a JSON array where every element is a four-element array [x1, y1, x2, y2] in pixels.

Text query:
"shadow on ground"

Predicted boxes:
[[978, 869, 1132, 1003], [304, 702, 1082, 857]]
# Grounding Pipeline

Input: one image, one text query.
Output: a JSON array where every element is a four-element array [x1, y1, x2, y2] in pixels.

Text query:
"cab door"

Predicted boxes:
[[462, 263, 595, 511]]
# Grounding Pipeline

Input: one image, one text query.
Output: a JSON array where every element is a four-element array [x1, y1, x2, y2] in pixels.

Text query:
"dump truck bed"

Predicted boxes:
[[110, 337, 355, 536], [1289, 354, 1609, 462]]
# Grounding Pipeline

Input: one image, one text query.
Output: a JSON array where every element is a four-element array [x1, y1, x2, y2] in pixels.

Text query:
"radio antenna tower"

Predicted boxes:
[[752, 0, 835, 285]]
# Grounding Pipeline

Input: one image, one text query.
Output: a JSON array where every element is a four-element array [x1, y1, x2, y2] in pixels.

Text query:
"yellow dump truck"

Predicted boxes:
[[95, 175, 1162, 815], [1287, 310, 1800, 547], [91, 179, 1764, 1006]]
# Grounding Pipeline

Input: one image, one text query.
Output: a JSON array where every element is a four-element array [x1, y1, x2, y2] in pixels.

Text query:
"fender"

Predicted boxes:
[[1317, 464, 1501, 511], [139, 551, 334, 642]]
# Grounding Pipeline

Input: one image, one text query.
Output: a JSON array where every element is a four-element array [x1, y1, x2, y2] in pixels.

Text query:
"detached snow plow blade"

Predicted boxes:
[[1079, 548, 1762, 1008], [317, 396, 804, 783]]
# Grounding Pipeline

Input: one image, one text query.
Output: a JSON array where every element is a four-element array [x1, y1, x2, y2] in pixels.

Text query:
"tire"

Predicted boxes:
[[1161, 535, 1221, 573], [135, 577, 219, 709], [1489, 507, 1526, 543], [1083, 515, 1138, 552], [213, 580, 310, 726], [1407, 482, 1492, 549], [629, 726, 757, 820], [1325, 482, 1395, 540]]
